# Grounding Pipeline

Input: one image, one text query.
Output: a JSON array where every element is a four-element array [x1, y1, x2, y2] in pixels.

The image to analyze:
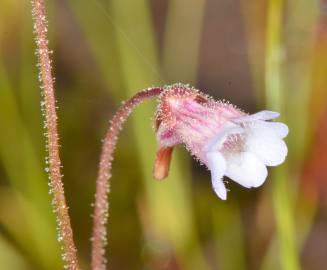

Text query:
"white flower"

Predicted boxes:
[[204, 111, 288, 200]]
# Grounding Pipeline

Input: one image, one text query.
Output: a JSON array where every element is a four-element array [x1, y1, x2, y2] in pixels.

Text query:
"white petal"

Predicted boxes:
[[204, 124, 244, 152], [264, 122, 289, 138], [232, 110, 280, 123], [225, 152, 268, 188], [206, 151, 227, 200], [245, 123, 288, 166]]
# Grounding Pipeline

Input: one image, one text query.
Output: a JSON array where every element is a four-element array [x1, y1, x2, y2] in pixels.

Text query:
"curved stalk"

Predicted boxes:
[[91, 87, 163, 270]]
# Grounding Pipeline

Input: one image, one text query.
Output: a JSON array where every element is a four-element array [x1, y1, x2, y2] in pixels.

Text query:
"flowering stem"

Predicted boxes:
[[91, 87, 163, 270], [31, 1, 80, 269]]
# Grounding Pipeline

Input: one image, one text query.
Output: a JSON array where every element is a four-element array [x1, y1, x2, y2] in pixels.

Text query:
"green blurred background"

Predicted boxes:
[[1, 0, 327, 269]]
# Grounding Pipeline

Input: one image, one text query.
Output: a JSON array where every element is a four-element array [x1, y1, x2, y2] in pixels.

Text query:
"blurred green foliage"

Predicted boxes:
[[1, 0, 327, 269]]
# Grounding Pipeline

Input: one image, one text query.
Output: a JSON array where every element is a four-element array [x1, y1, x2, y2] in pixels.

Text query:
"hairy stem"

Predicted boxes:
[[31, 1, 80, 269], [91, 87, 163, 270]]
